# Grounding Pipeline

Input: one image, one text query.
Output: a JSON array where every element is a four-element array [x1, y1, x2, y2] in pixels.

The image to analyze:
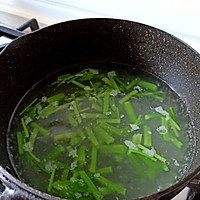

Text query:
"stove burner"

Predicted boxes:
[[0, 18, 39, 52]]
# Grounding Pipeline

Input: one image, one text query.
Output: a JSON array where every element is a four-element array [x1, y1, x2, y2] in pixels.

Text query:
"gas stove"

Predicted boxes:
[[0, 14, 197, 200]]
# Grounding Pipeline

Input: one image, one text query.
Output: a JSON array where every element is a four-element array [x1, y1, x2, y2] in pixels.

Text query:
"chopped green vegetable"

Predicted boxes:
[[143, 125, 152, 147], [119, 90, 138, 104], [79, 170, 103, 200], [17, 132, 24, 155], [93, 126, 114, 144], [138, 80, 158, 91], [47, 165, 57, 192], [44, 145, 65, 162], [89, 145, 98, 173], [94, 175, 126, 196], [31, 122, 50, 136], [85, 126, 99, 147], [96, 166, 113, 175], [21, 118, 29, 138], [123, 101, 137, 123]]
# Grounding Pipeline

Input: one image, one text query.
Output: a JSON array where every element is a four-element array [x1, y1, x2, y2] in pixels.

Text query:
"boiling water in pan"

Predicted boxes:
[[7, 63, 195, 199]]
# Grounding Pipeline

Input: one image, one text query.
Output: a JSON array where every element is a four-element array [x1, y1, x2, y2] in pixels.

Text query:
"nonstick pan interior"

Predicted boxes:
[[0, 18, 200, 199]]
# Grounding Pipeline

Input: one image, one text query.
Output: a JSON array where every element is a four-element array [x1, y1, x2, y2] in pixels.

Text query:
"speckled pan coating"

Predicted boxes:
[[0, 18, 200, 199]]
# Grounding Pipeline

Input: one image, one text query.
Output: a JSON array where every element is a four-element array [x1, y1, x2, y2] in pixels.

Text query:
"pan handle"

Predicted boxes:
[[187, 173, 200, 200]]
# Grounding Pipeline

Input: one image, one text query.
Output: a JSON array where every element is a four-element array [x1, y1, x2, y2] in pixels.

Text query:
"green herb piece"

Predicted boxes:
[[93, 126, 114, 144], [44, 144, 65, 162], [138, 80, 158, 91], [54, 132, 76, 142], [132, 134, 142, 145], [145, 113, 164, 120], [47, 93, 65, 103], [143, 125, 152, 147], [61, 168, 70, 181], [109, 76, 120, 92], [29, 128, 38, 147], [21, 118, 29, 138], [96, 166, 113, 175], [75, 146, 86, 167], [79, 170, 103, 200], [99, 122, 122, 135], [126, 77, 140, 90], [89, 145, 98, 173], [94, 175, 126, 196], [154, 153, 167, 163], [70, 136, 81, 146], [67, 112, 78, 127], [119, 90, 138, 104], [170, 136, 183, 149], [47, 164, 57, 193], [51, 73, 74, 86], [135, 114, 142, 125], [30, 122, 50, 136], [123, 101, 137, 123], [136, 92, 163, 101], [103, 94, 110, 114], [92, 102, 102, 112], [85, 126, 99, 147], [102, 77, 113, 87], [76, 129, 86, 140], [71, 80, 87, 89], [17, 132, 24, 155], [72, 100, 82, 124], [97, 118, 120, 124], [25, 151, 40, 162], [128, 149, 157, 162], [169, 117, 181, 137], [114, 76, 127, 90], [81, 113, 106, 119], [160, 117, 170, 141], [19, 98, 38, 116], [169, 107, 176, 121], [128, 153, 146, 179], [38, 103, 70, 118], [99, 144, 127, 155]]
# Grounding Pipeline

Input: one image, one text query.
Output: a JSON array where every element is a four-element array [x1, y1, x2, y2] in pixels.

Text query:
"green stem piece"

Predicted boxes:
[[17, 132, 24, 155], [93, 126, 114, 144], [126, 77, 140, 90], [103, 94, 110, 114], [99, 122, 122, 135], [123, 101, 137, 123], [132, 134, 142, 145], [47, 93, 65, 103], [79, 170, 103, 200], [94, 175, 126, 196], [119, 90, 138, 105], [21, 118, 29, 138], [89, 145, 98, 173], [109, 76, 120, 92], [138, 80, 158, 91], [19, 98, 38, 116], [72, 101, 82, 124], [31, 122, 50, 136], [143, 125, 152, 147], [96, 166, 113, 175], [53, 132, 77, 142], [145, 113, 164, 120], [44, 144, 65, 162], [85, 126, 99, 147], [29, 128, 38, 146], [97, 118, 120, 124], [47, 165, 57, 193]]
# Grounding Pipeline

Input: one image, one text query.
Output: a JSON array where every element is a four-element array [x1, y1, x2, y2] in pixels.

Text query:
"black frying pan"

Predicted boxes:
[[0, 18, 200, 200]]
